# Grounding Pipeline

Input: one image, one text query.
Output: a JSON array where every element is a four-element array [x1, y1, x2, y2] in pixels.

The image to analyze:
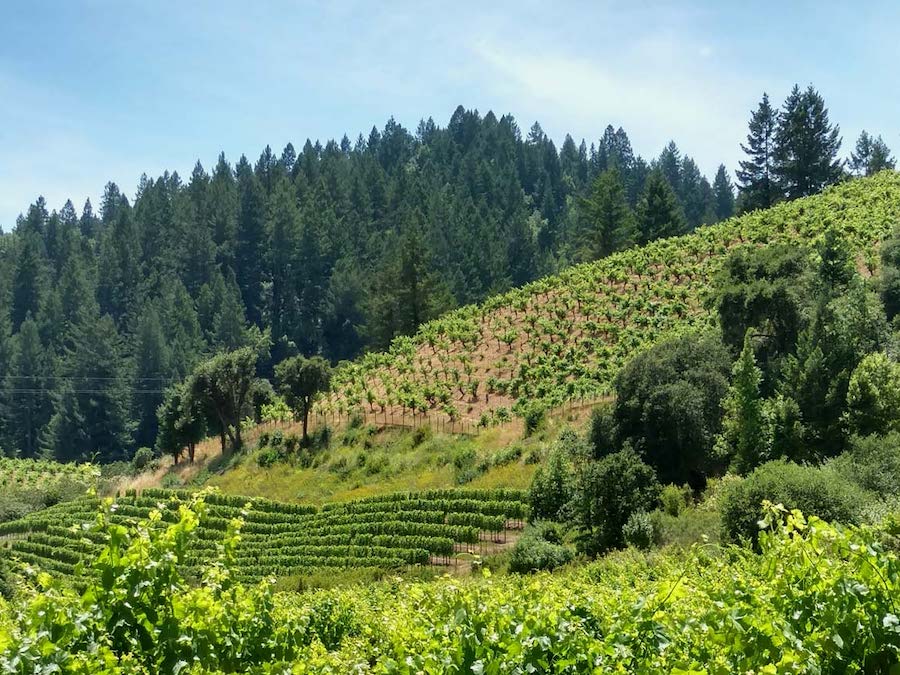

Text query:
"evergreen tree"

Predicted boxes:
[[717, 332, 768, 474], [635, 169, 687, 243], [849, 131, 896, 176], [97, 205, 141, 325], [11, 232, 46, 332], [132, 307, 171, 450], [208, 153, 238, 266], [773, 85, 843, 199], [267, 179, 301, 350], [235, 156, 267, 325], [6, 318, 52, 458], [712, 165, 735, 221], [736, 93, 779, 212], [46, 313, 134, 462], [577, 168, 635, 260]]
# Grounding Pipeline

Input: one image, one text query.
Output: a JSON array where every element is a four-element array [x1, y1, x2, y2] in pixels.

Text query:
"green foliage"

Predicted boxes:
[[622, 510, 656, 549], [659, 483, 692, 517], [614, 331, 731, 487], [588, 401, 617, 457], [717, 331, 769, 473], [845, 352, 900, 437], [712, 242, 809, 384], [830, 432, 900, 497], [720, 460, 866, 544], [6, 501, 900, 671], [508, 522, 573, 574], [188, 346, 259, 453], [635, 167, 687, 242], [275, 354, 332, 443], [571, 446, 660, 555], [736, 93, 779, 212], [527, 436, 577, 522], [520, 401, 546, 437], [576, 167, 635, 260], [130, 446, 155, 473]]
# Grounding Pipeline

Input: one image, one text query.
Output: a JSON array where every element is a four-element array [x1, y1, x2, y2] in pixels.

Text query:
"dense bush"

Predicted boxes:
[[622, 511, 656, 550], [508, 522, 573, 574], [572, 446, 660, 555], [131, 446, 156, 473], [659, 483, 693, 517], [588, 402, 617, 457], [720, 460, 867, 544], [521, 403, 546, 437], [614, 331, 731, 487], [830, 432, 900, 497], [844, 353, 900, 437], [527, 433, 582, 521]]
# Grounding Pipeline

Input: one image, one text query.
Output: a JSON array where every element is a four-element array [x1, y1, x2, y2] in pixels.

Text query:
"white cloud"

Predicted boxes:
[[470, 36, 761, 177]]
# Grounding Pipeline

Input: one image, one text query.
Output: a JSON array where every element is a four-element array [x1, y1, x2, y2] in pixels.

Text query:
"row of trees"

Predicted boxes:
[[736, 85, 894, 212], [155, 347, 331, 465]]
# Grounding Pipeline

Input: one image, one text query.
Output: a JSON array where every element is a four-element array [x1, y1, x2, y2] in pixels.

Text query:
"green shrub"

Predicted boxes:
[[528, 446, 574, 522], [650, 508, 721, 547], [830, 432, 900, 497], [160, 473, 184, 489], [572, 446, 661, 555], [521, 403, 546, 437], [720, 460, 867, 545], [588, 402, 618, 457], [622, 511, 656, 550], [452, 446, 484, 484], [509, 523, 573, 574], [660, 484, 693, 517], [0, 552, 13, 600], [411, 426, 431, 447], [257, 446, 282, 468], [310, 425, 332, 450], [131, 447, 155, 473]]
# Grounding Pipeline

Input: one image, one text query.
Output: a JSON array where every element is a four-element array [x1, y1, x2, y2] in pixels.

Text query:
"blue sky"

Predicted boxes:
[[1, 1, 898, 229]]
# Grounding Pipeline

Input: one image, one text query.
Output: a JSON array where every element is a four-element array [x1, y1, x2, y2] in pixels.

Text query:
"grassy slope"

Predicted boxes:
[[125, 404, 593, 504]]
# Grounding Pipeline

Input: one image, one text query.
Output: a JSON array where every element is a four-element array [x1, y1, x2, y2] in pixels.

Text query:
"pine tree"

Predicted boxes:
[[850, 131, 896, 176], [717, 332, 768, 474], [11, 232, 46, 332], [267, 179, 301, 349], [736, 93, 779, 212], [208, 153, 238, 267], [213, 273, 249, 351], [97, 205, 141, 325], [132, 307, 171, 450], [577, 168, 635, 260], [235, 156, 267, 325], [773, 85, 843, 199], [46, 313, 134, 462], [6, 317, 51, 458], [678, 156, 711, 229], [79, 198, 98, 240], [712, 165, 735, 221], [635, 169, 687, 243], [657, 142, 682, 196]]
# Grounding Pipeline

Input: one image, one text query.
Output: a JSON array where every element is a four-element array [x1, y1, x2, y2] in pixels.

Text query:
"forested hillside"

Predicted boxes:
[[0, 106, 734, 461], [0, 86, 888, 462]]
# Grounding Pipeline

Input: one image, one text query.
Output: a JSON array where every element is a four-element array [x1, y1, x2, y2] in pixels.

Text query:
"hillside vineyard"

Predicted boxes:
[[321, 173, 900, 427]]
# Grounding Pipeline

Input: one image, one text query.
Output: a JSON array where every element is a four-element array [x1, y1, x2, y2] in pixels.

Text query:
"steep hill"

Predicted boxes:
[[317, 172, 900, 428]]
